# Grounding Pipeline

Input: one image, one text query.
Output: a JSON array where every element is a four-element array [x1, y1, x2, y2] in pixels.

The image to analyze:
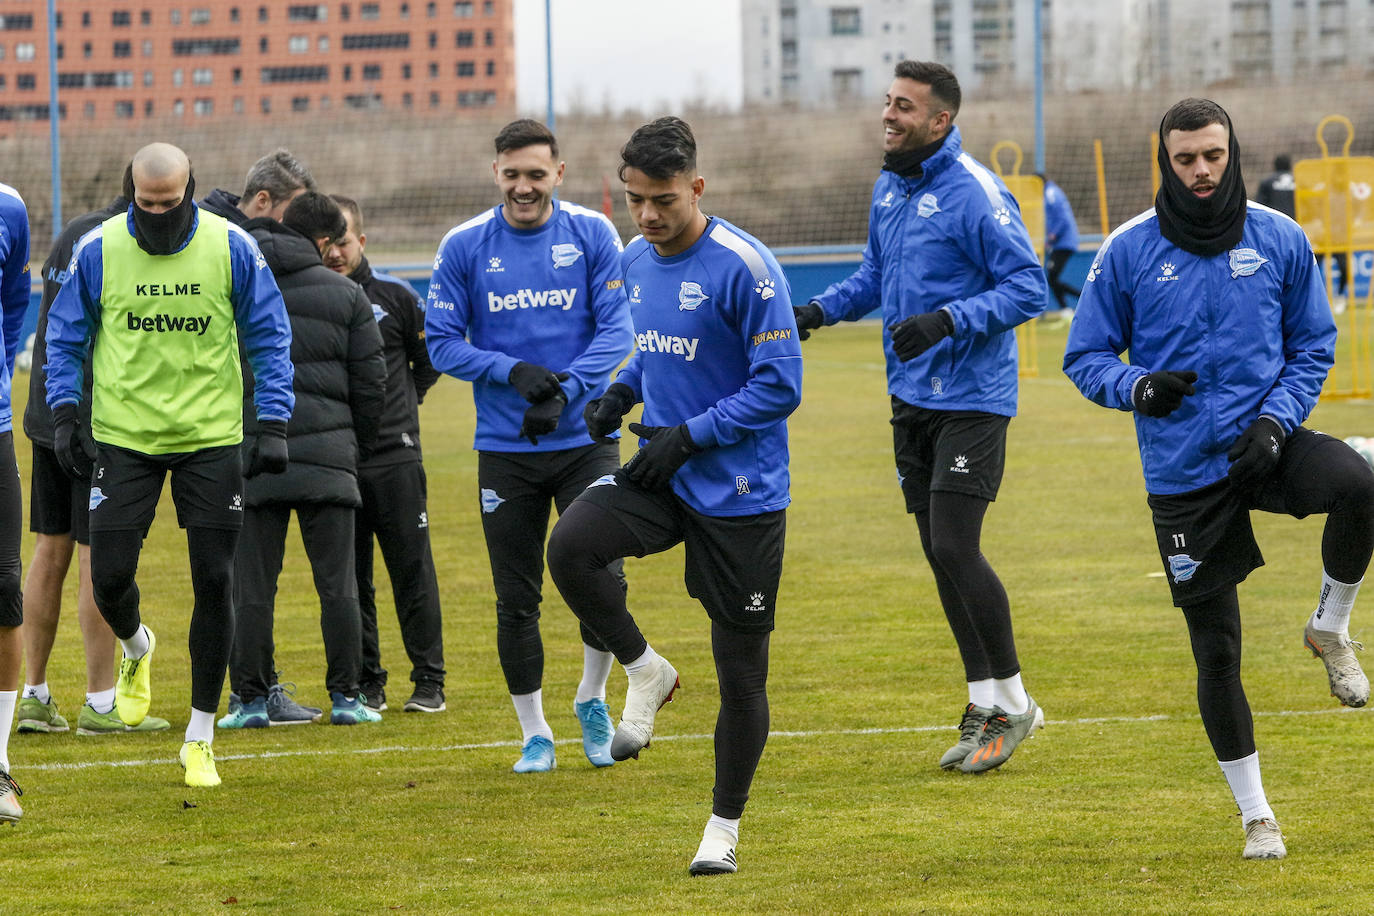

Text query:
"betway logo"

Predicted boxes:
[[487, 288, 578, 312], [636, 329, 699, 361], [127, 312, 212, 335]]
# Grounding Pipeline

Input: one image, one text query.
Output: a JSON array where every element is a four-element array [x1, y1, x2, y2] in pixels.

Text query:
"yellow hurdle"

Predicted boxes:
[[990, 140, 1044, 379], [1294, 115, 1374, 400]]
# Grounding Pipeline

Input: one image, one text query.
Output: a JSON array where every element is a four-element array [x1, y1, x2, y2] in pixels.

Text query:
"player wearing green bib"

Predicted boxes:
[[46, 143, 294, 788]]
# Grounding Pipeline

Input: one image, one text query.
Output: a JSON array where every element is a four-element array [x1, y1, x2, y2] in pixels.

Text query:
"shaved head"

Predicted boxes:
[[129, 142, 192, 213]]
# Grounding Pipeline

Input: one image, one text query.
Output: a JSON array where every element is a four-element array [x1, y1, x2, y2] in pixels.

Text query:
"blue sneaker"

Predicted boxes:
[[330, 692, 382, 725], [217, 693, 269, 729], [574, 698, 615, 768], [513, 735, 556, 773]]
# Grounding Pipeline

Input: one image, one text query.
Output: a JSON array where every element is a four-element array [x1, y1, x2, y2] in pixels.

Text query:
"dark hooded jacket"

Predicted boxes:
[[347, 256, 440, 468], [198, 188, 248, 225], [243, 218, 385, 507]]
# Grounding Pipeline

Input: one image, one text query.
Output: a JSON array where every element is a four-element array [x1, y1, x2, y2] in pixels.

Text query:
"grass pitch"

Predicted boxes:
[[5, 321, 1373, 914]]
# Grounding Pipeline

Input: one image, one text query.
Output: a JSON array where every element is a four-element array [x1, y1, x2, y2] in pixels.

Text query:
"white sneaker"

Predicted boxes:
[[609, 655, 679, 761], [1242, 817, 1286, 860], [1304, 620, 1369, 707], [0, 769, 22, 824], [689, 825, 738, 875]]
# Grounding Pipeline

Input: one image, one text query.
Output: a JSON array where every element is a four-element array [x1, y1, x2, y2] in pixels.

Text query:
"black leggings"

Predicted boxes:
[[914, 491, 1019, 681], [1183, 434, 1374, 762], [91, 525, 239, 712], [1046, 248, 1081, 310], [1181, 588, 1253, 761], [548, 500, 771, 819]]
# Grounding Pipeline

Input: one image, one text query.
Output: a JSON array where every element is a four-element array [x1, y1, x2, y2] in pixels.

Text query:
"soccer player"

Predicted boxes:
[[324, 194, 446, 714], [546, 116, 803, 875], [225, 191, 385, 728], [794, 61, 1048, 773], [1064, 98, 1374, 860], [0, 180, 31, 822], [426, 119, 633, 772], [19, 190, 172, 737], [1041, 174, 1081, 314], [46, 143, 295, 787]]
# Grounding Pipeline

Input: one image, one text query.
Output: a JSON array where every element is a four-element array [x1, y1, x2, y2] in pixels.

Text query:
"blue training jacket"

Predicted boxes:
[[1062, 202, 1335, 496], [811, 125, 1047, 417], [0, 183, 30, 434], [425, 200, 633, 453], [1044, 178, 1079, 254], [617, 216, 803, 517]]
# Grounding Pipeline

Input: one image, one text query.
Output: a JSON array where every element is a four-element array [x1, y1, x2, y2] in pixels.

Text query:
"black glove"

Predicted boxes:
[[52, 403, 96, 481], [793, 303, 824, 341], [1227, 416, 1284, 490], [519, 391, 567, 445], [245, 420, 289, 478], [508, 361, 569, 404], [889, 310, 955, 362], [1132, 370, 1198, 418], [624, 422, 701, 490], [583, 382, 637, 443]]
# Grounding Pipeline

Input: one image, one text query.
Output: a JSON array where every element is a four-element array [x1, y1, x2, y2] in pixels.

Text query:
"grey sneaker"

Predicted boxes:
[[939, 703, 994, 770], [959, 697, 1044, 773], [359, 683, 387, 712], [0, 768, 22, 824], [266, 682, 322, 725], [403, 682, 445, 713], [16, 696, 70, 733], [1303, 620, 1369, 707], [610, 655, 679, 762], [1243, 817, 1286, 860]]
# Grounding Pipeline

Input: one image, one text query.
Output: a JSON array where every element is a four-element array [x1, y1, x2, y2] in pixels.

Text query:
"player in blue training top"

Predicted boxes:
[[547, 117, 803, 877], [796, 61, 1047, 776], [425, 119, 634, 774], [0, 181, 31, 822]]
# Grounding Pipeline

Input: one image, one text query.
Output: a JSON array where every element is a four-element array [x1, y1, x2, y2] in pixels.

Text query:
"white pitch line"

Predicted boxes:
[[20, 705, 1368, 773]]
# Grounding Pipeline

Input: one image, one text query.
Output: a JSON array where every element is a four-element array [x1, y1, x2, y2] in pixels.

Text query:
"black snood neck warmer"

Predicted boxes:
[[1154, 109, 1246, 257], [882, 132, 948, 180], [124, 171, 198, 256]]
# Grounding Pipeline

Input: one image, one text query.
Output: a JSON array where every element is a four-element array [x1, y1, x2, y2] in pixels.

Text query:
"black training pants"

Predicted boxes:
[[231, 502, 361, 701], [356, 461, 445, 688]]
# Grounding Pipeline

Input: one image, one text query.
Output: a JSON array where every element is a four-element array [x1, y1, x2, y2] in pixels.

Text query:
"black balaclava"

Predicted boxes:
[[123, 163, 197, 256], [883, 130, 949, 180], [1154, 105, 1247, 257]]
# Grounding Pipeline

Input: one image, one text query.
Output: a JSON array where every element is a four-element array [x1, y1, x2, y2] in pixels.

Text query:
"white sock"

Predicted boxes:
[[185, 709, 216, 745], [1219, 752, 1274, 824], [511, 690, 553, 743], [706, 814, 740, 842], [120, 624, 151, 660], [87, 688, 116, 714], [0, 690, 16, 771], [624, 645, 660, 678], [1310, 571, 1362, 635], [22, 682, 50, 704], [993, 673, 1029, 715], [968, 678, 995, 708], [575, 645, 614, 704]]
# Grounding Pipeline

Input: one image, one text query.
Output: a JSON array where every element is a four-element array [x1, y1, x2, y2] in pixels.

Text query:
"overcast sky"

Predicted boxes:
[[512, 0, 744, 116]]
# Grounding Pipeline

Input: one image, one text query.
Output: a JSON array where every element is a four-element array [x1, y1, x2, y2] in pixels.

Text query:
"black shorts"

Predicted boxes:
[[30, 441, 91, 544], [88, 442, 245, 534], [1147, 426, 1333, 606], [573, 468, 785, 633], [891, 398, 1010, 513]]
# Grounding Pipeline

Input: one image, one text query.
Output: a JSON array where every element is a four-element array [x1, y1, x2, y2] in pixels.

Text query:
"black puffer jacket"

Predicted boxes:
[[243, 218, 385, 507]]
